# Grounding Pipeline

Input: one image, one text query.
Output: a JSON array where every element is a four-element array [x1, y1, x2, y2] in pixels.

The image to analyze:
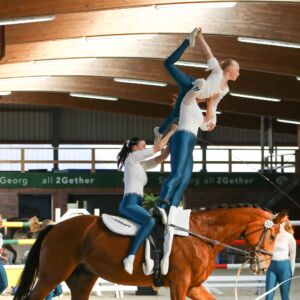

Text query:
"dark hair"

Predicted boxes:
[[117, 137, 142, 169], [220, 58, 237, 71]]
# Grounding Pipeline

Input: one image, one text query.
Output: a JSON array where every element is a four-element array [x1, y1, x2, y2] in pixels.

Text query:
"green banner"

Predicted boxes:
[[0, 171, 293, 189]]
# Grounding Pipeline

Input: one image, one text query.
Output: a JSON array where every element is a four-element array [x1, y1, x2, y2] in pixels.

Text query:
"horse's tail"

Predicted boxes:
[[13, 225, 54, 300]]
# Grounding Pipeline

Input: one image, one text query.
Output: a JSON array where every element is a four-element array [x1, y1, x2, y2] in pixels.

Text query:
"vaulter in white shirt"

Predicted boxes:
[[117, 125, 177, 275], [265, 214, 297, 300]]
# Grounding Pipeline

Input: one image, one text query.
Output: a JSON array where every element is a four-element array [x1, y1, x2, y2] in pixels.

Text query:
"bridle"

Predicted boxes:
[[170, 218, 278, 274], [242, 219, 277, 274]]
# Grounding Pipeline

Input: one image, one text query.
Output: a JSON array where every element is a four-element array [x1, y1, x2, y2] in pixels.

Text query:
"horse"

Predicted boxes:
[[14, 206, 283, 300]]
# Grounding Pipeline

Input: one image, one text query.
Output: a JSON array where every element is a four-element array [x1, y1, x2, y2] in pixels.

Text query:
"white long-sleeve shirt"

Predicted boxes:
[[195, 57, 229, 104], [180, 57, 229, 128], [123, 148, 157, 196], [178, 97, 207, 135], [272, 224, 297, 274]]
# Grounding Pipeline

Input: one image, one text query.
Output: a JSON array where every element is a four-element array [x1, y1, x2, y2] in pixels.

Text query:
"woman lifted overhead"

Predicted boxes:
[[154, 27, 240, 143]]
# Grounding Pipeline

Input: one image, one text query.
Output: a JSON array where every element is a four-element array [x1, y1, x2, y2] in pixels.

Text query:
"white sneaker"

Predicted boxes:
[[188, 28, 199, 48], [123, 255, 135, 274], [154, 127, 162, 144]]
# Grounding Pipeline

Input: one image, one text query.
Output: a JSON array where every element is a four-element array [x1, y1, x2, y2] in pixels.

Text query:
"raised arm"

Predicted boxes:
[[196, 28, 213, 60], [154, 147, 170, 165], [153, 124, 177, 153]]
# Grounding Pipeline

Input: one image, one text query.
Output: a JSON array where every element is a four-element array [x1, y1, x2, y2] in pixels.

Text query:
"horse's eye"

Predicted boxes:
[[270, 234, 275, 240]]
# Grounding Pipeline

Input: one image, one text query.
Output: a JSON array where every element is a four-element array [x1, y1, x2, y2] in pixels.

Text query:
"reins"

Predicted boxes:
[[169, 222, 273, 259]]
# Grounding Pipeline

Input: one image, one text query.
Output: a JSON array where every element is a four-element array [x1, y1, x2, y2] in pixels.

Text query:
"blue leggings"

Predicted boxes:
[[160, 130, 196, 207], [265, 260, 292, 300], [119, 193, 155, 256], [159, 39, 196, 135], [0, 260, 7, 294]]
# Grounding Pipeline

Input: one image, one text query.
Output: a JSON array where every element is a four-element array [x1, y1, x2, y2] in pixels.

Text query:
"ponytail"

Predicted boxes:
[[117, 137, 141, 169]]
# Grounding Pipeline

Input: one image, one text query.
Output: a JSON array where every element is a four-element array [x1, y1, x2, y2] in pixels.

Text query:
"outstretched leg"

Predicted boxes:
[[159, 38, 196, 135], [187, 285, 215, 300], [65, 267, 98, 300]]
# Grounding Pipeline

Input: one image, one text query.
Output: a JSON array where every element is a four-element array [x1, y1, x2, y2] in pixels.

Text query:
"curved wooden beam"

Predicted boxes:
[[2, 1, 297, 19], [0, 91, 295, 134], [2, 35, 300, 76], [0, 58, 299, 101], [0, 77, 299, 121], [5, 3, 300, 43]]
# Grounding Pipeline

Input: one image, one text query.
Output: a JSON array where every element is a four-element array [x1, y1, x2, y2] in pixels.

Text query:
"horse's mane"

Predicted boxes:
[[192, 203, 272, 213]]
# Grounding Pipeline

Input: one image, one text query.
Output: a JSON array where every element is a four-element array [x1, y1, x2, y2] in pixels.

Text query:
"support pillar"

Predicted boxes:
[[260, 116, 265, 172], [200, 132, 207, 173], [51, 108, 60, 171], [296, 126, 300, 176], [267, 117, 274, 172]]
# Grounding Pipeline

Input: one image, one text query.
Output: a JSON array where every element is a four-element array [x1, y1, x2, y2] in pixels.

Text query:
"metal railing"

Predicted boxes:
[[0, 146, 296, 173]]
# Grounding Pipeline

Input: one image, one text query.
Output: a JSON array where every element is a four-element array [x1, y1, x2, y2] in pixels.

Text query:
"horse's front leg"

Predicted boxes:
[[187, 284, 215, 300], [169, 283, 189, 300]]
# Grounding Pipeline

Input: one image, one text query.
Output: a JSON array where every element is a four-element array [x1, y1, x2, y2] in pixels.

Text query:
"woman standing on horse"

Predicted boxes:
[[117, 124, 177, 274]]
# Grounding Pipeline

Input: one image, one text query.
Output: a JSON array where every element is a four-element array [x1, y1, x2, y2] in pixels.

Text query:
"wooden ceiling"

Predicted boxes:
[[0, 0, 299, 136]]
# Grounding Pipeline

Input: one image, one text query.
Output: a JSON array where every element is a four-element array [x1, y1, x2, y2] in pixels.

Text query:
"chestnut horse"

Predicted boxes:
[[14, 207, 282, 300]]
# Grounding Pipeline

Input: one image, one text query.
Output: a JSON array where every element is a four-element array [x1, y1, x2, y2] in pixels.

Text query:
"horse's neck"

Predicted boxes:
[[191, 208, 257, 243]]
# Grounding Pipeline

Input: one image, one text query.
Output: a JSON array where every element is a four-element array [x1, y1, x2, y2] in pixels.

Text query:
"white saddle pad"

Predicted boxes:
[[102, 214, 138, 236], [102, 207, 191, 237]]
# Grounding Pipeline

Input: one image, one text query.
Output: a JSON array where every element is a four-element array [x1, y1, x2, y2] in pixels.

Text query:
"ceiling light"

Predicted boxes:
[[202, 109, 222, 115], [277, 119, 300, 125], [114, 78, 167, 87], [34, 58, 96, 65], [0, 76, 51, 81], [155, 2, 237, 9], [237, 37, 300, 49], [230, 92, 281, 102], [86, 34, 156, 42], [175, 61, 208, 69], [296, 76, 300, 81], [70, 93, 118, 101], [0, 91, 11, 96], [0, 15, 55, 26]]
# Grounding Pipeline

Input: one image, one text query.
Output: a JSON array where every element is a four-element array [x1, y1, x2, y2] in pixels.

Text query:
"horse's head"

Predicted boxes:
[[243, 211, 284, 274]]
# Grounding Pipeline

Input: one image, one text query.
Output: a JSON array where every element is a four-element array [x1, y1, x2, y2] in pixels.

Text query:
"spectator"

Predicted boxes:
[[0, 215, 8, 294]]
